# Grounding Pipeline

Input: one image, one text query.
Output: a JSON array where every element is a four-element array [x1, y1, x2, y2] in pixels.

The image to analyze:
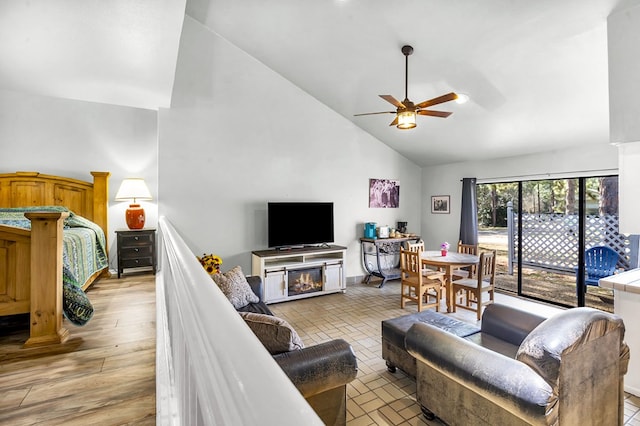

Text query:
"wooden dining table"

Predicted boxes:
[[421, 251, 480, 313]]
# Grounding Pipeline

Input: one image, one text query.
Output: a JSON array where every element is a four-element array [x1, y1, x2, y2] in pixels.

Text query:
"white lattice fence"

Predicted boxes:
[[509, 212, 631, 273]]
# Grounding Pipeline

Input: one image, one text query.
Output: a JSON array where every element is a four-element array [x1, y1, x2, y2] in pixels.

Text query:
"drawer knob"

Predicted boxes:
[[134, 236, 139, 241], [134, 248, 139, 252]]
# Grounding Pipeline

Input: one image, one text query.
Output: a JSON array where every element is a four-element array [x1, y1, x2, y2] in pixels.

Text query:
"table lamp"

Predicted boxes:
[[115, 178, 152, 229]]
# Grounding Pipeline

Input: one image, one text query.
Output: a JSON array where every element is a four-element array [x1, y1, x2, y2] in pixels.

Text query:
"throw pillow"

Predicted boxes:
[[212, 266, 259, 309], [239, 312, 305, 354]]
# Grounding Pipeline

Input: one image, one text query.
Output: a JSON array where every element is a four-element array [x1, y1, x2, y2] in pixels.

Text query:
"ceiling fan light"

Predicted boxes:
[[397, 110, 416, 129], [455, 93, 469, 104]]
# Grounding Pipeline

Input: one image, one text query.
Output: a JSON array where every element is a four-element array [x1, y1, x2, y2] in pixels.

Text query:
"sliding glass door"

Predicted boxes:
[[581, 176, 620, 310], [477, 182, 518, 294], [517, 179, 581, 307], [478, 176, 620, 312]]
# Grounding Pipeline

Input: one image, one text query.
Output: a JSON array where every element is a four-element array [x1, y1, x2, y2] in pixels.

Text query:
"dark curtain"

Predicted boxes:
[[459, 178, 478, 245]]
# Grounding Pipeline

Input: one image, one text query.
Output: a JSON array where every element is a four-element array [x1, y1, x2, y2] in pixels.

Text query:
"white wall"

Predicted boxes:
[[0, 88, 158, 271], [609, 1, 640, 234], [157, 16, 423, 279], [609, 0, 640, 144], [420, 143, 618, 247]]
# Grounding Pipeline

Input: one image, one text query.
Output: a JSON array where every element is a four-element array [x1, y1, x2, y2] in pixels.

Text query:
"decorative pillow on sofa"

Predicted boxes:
[[239, 312, 305, 355], [212, 266, 259, 309]]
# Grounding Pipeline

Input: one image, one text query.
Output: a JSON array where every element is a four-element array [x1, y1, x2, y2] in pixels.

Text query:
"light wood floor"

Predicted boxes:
[[1, 273, 639, 425], [0, 273, 156, 426]]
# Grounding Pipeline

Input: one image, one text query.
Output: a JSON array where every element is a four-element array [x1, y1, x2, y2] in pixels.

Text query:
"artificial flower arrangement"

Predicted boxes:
[[197, 253, 222, 275], [440, 242, 450, 256]]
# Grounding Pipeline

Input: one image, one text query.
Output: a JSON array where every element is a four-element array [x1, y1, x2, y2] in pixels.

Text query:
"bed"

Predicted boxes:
[[0, 171, 109, 347]]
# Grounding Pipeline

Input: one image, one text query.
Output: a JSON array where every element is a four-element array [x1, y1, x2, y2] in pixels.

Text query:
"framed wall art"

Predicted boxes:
[[431, 195, 450, 214], [369, 178, 399, 208]]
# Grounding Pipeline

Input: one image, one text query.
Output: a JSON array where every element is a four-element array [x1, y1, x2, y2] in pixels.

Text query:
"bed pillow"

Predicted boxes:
[[239, 312, 304, 354], [212, 266, 259, 309]]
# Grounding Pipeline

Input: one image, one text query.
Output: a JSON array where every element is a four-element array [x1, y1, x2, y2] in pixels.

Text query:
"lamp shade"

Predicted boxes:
[[115, 178, 152, 230], [115, 178, 152, 202]]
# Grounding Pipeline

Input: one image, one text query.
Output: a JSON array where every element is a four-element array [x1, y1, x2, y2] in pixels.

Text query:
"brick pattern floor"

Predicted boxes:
[[270, 278, 640, 425]]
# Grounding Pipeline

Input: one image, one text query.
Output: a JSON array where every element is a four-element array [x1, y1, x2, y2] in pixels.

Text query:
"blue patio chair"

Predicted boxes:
[[575, 246, 619, 286]]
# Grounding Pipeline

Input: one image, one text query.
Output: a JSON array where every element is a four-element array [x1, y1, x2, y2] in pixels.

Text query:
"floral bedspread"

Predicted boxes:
[[0, 206, 108, 325]]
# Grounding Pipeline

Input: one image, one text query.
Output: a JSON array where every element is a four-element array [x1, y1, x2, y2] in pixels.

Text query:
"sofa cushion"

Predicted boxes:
[[481, 303, 546, 346], [239, 312, 305, 354], [465, 332, 521, 359], [212, 266, 259, 309]]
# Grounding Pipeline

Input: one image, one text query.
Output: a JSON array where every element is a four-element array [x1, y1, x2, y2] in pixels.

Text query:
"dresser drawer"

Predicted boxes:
[[119, 233, 155, 247], [121, 257, 154, 269], [120, 245, 154, 259]]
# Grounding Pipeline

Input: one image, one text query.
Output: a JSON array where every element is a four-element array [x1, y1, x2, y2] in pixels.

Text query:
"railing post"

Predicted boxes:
[[629, 234, 640, 269], [507, 201, 514, 275]]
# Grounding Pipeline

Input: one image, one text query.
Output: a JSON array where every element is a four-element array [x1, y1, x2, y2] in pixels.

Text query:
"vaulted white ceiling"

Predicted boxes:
[[0, 0, 186, 110], [0, 0, 632, 166]]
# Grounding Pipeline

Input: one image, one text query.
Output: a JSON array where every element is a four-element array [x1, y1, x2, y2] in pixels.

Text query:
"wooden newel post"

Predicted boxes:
[[23, 211, 70, 347]]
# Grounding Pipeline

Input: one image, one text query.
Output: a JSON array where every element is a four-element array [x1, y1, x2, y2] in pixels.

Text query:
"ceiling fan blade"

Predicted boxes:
[[415, 92, 458, 109], [354, 111, 395, 116], [417, 110, 453, 118], [379, 95, 406, 108], [389, 116, 398, 126]]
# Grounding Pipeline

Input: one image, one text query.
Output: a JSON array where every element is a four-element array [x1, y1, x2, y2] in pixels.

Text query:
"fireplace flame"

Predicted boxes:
[[291, 270, 322, 294]]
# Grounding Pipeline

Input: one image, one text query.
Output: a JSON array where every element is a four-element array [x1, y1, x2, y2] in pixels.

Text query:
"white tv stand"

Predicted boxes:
[[251, 245, 347, 304]]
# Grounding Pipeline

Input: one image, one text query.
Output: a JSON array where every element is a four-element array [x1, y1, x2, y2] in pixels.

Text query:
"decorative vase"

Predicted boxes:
[[125, 203, 146, 229], [441, 250, 447, 256]]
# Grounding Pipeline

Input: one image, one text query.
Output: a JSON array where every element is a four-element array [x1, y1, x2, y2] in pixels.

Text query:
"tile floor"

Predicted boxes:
[[270, 278, 640, 425]]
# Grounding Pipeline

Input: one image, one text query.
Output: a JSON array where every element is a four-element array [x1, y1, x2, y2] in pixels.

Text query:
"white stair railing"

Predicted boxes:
[[156, 216, 322, 425]]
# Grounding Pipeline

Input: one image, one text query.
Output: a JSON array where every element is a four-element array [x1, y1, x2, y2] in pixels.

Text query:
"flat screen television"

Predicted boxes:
[[267, 202, 334, 248]]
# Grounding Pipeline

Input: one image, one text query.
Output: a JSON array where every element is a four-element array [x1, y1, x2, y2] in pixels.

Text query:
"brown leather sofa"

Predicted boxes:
[[405, 304, 630, 425], [239, 276, 358, 426]]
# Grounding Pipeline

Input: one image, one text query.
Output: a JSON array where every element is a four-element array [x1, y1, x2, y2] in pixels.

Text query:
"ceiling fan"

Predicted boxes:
[[354, 45, 462, 130]]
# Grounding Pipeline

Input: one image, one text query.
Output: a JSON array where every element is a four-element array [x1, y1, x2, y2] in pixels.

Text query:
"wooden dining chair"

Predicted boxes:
[[452, 240, 478, 280], [405, 240, 446, 284], [452, 250, 496, 320], [405, 240, 425, 251], [400, 248, 442, 312]]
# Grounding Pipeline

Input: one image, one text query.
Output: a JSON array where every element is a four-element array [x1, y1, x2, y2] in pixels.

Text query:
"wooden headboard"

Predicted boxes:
[[0, 171, 110, 243]]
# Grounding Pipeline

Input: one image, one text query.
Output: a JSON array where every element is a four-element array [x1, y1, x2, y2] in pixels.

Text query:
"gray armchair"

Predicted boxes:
[[240, 276, 358, 426]]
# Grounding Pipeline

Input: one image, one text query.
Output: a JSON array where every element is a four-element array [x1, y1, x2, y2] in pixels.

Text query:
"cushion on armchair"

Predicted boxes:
[[211, 266, 259, 309], [239, 311, 305, 355]]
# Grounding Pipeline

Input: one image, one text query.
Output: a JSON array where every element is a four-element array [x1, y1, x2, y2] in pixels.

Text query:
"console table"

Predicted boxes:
[[251, 245, 347, 304], [360, 236, 421, 287]]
